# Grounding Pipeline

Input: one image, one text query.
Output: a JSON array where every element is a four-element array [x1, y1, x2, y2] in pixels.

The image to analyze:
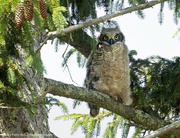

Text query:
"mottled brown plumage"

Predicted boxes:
[[85, 26, 132, 117]]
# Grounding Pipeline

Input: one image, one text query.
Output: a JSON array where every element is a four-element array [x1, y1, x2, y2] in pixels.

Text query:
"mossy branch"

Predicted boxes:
[[43, 77, 169, 131], [144, 120, 180, 138]]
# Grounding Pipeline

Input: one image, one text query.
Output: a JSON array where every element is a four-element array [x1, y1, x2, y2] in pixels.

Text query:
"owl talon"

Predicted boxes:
[[117, 97, 125, 104], [114, 96, 118, 101], [110, 95, 118, 101], [110, 96, 125, 104]]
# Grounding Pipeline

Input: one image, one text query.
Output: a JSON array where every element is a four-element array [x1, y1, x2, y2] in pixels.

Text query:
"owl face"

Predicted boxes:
[[99, 27, 124, 45]]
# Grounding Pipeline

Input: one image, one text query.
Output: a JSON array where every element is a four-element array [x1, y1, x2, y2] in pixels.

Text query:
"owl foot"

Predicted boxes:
[[117, 97, 125, 104], [88, 103, 99, 117], [110, 95, 125, 104]]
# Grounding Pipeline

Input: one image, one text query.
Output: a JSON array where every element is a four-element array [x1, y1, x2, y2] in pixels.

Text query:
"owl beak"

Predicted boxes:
[[108, 38, 115, 45]]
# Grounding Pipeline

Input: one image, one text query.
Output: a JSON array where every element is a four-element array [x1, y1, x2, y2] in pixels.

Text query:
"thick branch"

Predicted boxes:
[[43, 77, 169, 131], [144, 120, 180, 138], [56, 30, 93, 58]]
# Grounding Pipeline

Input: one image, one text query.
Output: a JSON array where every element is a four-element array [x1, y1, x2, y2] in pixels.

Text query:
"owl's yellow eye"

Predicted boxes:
[[103, 35, 109, 41], [114, 34, 119, 40]]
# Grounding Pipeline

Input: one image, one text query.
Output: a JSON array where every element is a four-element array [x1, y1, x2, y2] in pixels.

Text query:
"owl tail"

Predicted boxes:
[[88, 103, 99, 117]]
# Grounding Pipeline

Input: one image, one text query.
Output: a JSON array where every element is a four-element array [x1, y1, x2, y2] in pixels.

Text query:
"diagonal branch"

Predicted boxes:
[[47, 0, 168, 39], [43, 77, 169, 131], [44, 0, 167, 57]]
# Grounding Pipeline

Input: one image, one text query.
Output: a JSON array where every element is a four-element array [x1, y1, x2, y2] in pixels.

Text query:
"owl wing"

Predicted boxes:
[[85, 46, 102, 117]]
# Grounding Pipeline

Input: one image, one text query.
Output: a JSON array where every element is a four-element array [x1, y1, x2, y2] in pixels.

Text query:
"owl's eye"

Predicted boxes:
[[114, 33, 124, 42], [114, 35, 119, 40], [103, 35, 109, 41]]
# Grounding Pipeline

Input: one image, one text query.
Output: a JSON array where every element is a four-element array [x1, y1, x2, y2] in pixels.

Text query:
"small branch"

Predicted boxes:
[[36, 86, 53, 103], [0, 105, 24, 109], [47, 0, 168, 39], [35, 35, 50, 53], [94, 111, 113, 120], [0, 87, 53, 109], [144, 120, 180, 138], [62, 45, 80, 86]]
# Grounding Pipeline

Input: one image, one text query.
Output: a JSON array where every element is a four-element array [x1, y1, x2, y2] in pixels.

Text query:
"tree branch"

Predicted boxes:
[[43, 77, 169, 131], [56, 30, 93, 58], [47, 0, 167, 38], [144, 120, 180, 138], [44, 0, 167, 57]]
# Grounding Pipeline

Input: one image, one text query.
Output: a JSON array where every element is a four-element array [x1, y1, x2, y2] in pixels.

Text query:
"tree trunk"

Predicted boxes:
[[0, 23, 57, 138]]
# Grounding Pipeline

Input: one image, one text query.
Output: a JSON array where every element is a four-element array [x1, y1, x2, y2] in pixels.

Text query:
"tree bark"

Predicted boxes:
[[0, 23, 57, 138], [43, 78, 171, 131]]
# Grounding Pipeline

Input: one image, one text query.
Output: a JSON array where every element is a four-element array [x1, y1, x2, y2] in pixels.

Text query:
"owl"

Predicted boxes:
[[85, 26, 132, 117]]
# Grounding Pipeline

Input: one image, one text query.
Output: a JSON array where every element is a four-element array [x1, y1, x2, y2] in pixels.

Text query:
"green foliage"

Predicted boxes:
[[62, 48, 87, 68], [121, 123, 130, 138], [158, 2, 164, 24], [56, 111, 142, 138], [73, 100, 82, 109], [44, 96, 69, 114], [25, 53, 46, 76], [77, 52, 86, 68], [131, 128, 142, 138], [168, 0, 180, 24], [33, 7, 45, 32], [27, 107, 37, 120], [62, 48, 77, 67], [52, 6, 68, 30], [0, 0, 46, 117], [130, 53, 180, 118], [60, 0, 99, 23], [55, 111, 113, 137], [91, 36, 98, 53], [103, 114, 123, 138], [173, 27, 180, 38]]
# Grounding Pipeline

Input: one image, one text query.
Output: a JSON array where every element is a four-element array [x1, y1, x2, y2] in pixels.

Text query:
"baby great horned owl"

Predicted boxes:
[[85, 26, 132, 117]]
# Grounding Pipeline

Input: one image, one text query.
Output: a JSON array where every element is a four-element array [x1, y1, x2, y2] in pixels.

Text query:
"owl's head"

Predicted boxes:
[[99, 26, 125, 45]]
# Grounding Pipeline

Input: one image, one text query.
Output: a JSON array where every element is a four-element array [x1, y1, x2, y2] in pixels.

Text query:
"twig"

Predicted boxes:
[[61, 45, 80, 86], [36, 86, 54, 103], [0, 87, 53, 109], [62, 45, 69, 63], [64, 61, 80, 87], [35, 34, 50, 53], [0, 105, 25, 109], [94, 111, 113, 120]]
